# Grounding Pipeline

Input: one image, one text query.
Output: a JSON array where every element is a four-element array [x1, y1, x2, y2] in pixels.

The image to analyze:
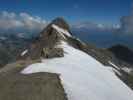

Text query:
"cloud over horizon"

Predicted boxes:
[[72, 21, 119, 33], [120, 8, 133, 35], [0, 11, 120, 35], [0, 11, 47, 34]]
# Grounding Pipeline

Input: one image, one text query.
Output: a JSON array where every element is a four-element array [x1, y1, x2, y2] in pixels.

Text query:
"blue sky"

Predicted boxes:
[[0, 0, 132, 24], [0, 0, 133, 35]]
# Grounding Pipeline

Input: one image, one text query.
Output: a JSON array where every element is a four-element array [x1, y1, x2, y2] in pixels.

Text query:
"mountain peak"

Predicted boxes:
[[51, 17, 70, 30], [18, 18, 73, 60], [38, 17, 72, 42]]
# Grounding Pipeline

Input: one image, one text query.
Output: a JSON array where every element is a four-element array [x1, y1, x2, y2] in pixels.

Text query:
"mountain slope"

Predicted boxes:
[[20, 18, 133, 100], [22, 41, 133, 100], [0, 17, 133, 100], [108, 44, 133, 65]]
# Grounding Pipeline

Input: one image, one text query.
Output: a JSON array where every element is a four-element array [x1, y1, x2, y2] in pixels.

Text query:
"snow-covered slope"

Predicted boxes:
[[22, 41, 133, 100]]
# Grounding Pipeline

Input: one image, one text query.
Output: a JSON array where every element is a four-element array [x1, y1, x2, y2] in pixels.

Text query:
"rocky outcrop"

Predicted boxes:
[[0, 71, 67, 100], [0, 60, 67, 100], [108, 44, 133, 65], [18, 17, 71, 60]]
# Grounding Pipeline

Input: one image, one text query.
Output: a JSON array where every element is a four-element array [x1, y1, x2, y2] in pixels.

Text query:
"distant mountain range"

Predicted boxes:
[[71, 25, 133, 49]]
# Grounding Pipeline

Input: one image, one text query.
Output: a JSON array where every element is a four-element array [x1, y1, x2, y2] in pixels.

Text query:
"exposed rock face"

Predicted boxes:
[[0, 71, 67, 100], [107, 44, 133, 90], [41, 48, 64, 58], [108, 44, 133, 65], [18, 17, 71, 60]]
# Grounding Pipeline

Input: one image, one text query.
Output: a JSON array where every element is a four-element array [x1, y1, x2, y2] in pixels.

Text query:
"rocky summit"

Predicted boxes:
[[18, 17, 73, 60]]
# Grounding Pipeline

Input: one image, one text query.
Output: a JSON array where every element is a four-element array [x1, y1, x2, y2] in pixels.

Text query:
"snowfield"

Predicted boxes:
[[21, 42, 133, 100]]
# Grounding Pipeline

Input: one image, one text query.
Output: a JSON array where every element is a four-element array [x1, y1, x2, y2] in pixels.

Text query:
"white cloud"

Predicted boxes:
[[72, 22, 99, 30], [0, 11, 48, 33], [120, 9, 133, 35], [72, 21, 117, 32], [120, 15, 133, 34]]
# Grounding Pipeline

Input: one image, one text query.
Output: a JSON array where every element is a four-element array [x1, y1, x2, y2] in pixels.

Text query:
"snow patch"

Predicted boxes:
[[108, 61, 120, 70], [122, 67, 133, 73], [21, 49, 28, 56], [0, 36, 7, 40], [109, 61, 133, 74], [52, 24, 71, 38], [21, 42, 133, 100]]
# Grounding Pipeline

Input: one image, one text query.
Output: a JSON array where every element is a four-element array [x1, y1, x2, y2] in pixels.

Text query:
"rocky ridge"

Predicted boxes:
[[0, 17, 133, 100]]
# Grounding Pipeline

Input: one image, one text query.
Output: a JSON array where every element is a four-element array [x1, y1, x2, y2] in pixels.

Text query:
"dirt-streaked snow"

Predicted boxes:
[[52, 24, 71, 37], [122, 67, 133, 73], [108, 61, 120, 70], [21, 49, 28, 56], [21, 42, 133, 100]]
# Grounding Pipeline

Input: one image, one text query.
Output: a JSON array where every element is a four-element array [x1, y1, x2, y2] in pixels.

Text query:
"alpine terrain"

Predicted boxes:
[[0, 18, 133, 100]]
